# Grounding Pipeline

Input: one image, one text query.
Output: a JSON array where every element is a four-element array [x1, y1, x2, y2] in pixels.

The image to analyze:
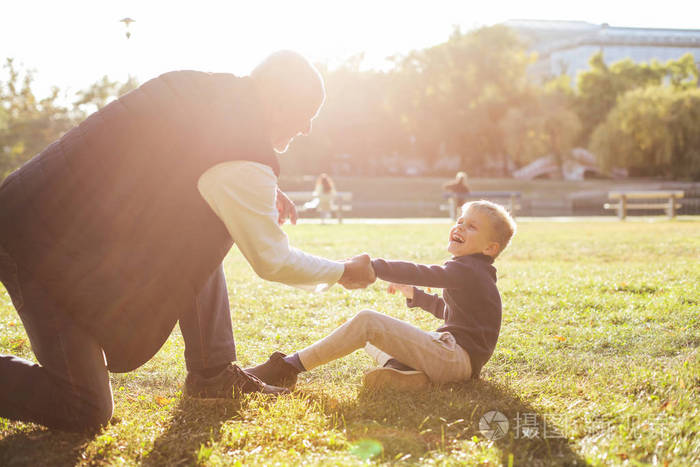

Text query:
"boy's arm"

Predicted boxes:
[[387, 283, 446, 319], [407, 287, 446, 319], [372, 258, 469, 289]]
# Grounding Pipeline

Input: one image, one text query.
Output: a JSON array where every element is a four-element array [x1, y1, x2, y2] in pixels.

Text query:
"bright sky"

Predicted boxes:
[[3, 0, 698, 99]]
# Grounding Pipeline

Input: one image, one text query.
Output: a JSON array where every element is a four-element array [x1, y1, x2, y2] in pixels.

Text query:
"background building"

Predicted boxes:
[[506, 19, 700, 80]]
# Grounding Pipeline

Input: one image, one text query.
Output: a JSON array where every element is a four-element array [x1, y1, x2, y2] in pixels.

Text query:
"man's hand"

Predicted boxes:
[[387, 282, 414, 300], [276, 187, 298, 226], [338, 253, 376, 290]]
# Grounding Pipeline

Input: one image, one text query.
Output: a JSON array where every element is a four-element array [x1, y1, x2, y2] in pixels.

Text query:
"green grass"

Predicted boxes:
[[1, 218, 699, 466]]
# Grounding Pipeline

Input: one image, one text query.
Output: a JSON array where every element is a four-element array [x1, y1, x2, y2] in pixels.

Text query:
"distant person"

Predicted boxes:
[[443, 171, 471, 220], [304, 173, 337, 223], [0, 50, 376, 431], [247, 200, 517, 391]]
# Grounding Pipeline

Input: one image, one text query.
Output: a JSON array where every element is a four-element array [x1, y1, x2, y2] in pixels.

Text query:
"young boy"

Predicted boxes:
[[246, 200, 516, 390]]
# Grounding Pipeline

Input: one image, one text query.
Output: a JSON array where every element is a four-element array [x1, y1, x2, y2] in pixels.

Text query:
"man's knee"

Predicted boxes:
[[60, 385, 114, 431], [72, 397, 113, 431]]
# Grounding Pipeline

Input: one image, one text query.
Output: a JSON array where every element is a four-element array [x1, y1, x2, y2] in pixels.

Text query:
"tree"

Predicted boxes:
[[285, 57, 403, 175], [591, 86, 700, 179], [667, 89, 700, 179], [1, 59, 139, 179], [576, 52, 699, 145], [0, 58, 73, 177], [501, 76, 581, 176], [389, 25, 533, 175]]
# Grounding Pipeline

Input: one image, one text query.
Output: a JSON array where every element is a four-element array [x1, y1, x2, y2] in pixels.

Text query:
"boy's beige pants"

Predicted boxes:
[[297, 309, 472, 384]]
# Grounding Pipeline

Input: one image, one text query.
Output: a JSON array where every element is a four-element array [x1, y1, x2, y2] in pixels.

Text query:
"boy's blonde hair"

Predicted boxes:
[[462, 200, 517, 258]]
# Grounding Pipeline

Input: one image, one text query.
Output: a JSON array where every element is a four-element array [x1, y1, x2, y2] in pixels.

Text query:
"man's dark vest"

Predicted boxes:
[[0, 71, 279, 372]]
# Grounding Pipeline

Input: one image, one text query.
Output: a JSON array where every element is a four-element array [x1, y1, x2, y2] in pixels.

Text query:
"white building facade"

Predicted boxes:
[[505, 20, 700, 81]]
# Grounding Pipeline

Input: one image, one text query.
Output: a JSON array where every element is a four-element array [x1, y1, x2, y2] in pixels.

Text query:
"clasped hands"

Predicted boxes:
[[338, 253, 376, 290], [337, 256, 415, 296]]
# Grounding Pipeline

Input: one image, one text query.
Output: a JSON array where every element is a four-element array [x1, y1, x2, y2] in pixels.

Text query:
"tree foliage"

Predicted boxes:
[[285, 24, 535, 178], [575, 52, 699, 144], [284, 58, 402, 175], [501, 76, 581, 174], [1, 60, 138, 178], [0, 58, 73, 176], [389, 26, 533, 174], [591, 86, 700, 179], [3, 30, 700, 181]]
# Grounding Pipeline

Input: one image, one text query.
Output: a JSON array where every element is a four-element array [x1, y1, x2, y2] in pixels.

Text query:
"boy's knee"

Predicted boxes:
[[351, 309, 386, 338], [352, 309, 380, 324]]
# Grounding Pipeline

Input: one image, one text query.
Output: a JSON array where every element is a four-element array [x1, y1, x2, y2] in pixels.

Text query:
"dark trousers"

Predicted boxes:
[[0, 244, 236, 431]]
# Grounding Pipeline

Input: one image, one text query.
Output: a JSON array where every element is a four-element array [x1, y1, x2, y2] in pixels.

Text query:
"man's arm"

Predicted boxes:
[[198, 161, 374, 290], [198, 161, 342, 288]]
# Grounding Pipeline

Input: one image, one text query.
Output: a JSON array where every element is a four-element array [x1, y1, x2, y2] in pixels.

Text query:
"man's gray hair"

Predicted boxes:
[[251, 50, 325, 113]]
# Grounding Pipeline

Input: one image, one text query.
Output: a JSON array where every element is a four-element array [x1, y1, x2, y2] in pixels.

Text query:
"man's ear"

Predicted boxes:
[[483, 242, 500, 258], [266, 105, 282, 126], [259, 92, 282, 128]]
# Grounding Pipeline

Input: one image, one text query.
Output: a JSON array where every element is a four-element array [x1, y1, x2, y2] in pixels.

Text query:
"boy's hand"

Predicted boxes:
[[387, 282, 414, 300]]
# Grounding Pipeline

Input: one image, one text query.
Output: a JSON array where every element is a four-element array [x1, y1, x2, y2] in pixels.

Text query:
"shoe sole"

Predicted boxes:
[[363, 367, 431, 391]]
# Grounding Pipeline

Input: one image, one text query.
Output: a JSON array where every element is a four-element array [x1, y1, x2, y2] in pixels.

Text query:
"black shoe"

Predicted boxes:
[[185, 363, 289, 399], [245, 352, 299, 389], [383, 358, 415, 372]]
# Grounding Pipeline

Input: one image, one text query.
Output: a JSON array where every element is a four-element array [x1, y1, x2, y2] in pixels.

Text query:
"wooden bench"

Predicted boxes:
[[441, 191, 522, 219], [286, 191, 353, 223], [604, 190, 683, 219]]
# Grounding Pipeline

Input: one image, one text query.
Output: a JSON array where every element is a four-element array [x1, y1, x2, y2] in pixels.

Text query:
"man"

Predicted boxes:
[[0, 50, 375, 431]]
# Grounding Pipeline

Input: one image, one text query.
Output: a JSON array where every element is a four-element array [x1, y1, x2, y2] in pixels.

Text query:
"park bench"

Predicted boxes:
[[441, 191, 522, 219], [286, 191, 353, 223], [603, 190, 683, 219]]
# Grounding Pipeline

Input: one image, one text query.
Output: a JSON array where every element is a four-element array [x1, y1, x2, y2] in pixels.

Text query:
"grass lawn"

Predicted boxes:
[[1, 218, 698, 466]]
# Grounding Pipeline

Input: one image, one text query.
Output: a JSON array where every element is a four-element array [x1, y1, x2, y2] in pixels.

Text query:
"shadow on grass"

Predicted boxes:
[[306, 378, 587, 466], [0, 427, 94, 467], [141, 397, 241, 466]]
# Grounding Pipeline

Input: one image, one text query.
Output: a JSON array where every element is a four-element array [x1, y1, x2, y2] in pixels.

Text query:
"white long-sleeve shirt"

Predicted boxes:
[[197, 161, 344, 290]]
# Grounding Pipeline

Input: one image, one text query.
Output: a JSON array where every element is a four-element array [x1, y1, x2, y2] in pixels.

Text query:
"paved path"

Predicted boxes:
[[294, 216, 699, 224]]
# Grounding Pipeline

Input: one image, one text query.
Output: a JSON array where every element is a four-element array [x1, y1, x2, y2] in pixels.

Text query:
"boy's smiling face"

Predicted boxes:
[[447, 207, 500, 258]]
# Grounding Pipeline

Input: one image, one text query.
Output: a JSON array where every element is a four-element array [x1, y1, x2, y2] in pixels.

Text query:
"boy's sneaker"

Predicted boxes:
[[244, 352, 299, 389], [185, 363, 289, 398], [363, 367, 430, 391]]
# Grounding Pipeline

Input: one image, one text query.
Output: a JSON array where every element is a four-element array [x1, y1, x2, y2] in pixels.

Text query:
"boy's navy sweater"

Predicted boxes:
[[371, 253, 501, 378]]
